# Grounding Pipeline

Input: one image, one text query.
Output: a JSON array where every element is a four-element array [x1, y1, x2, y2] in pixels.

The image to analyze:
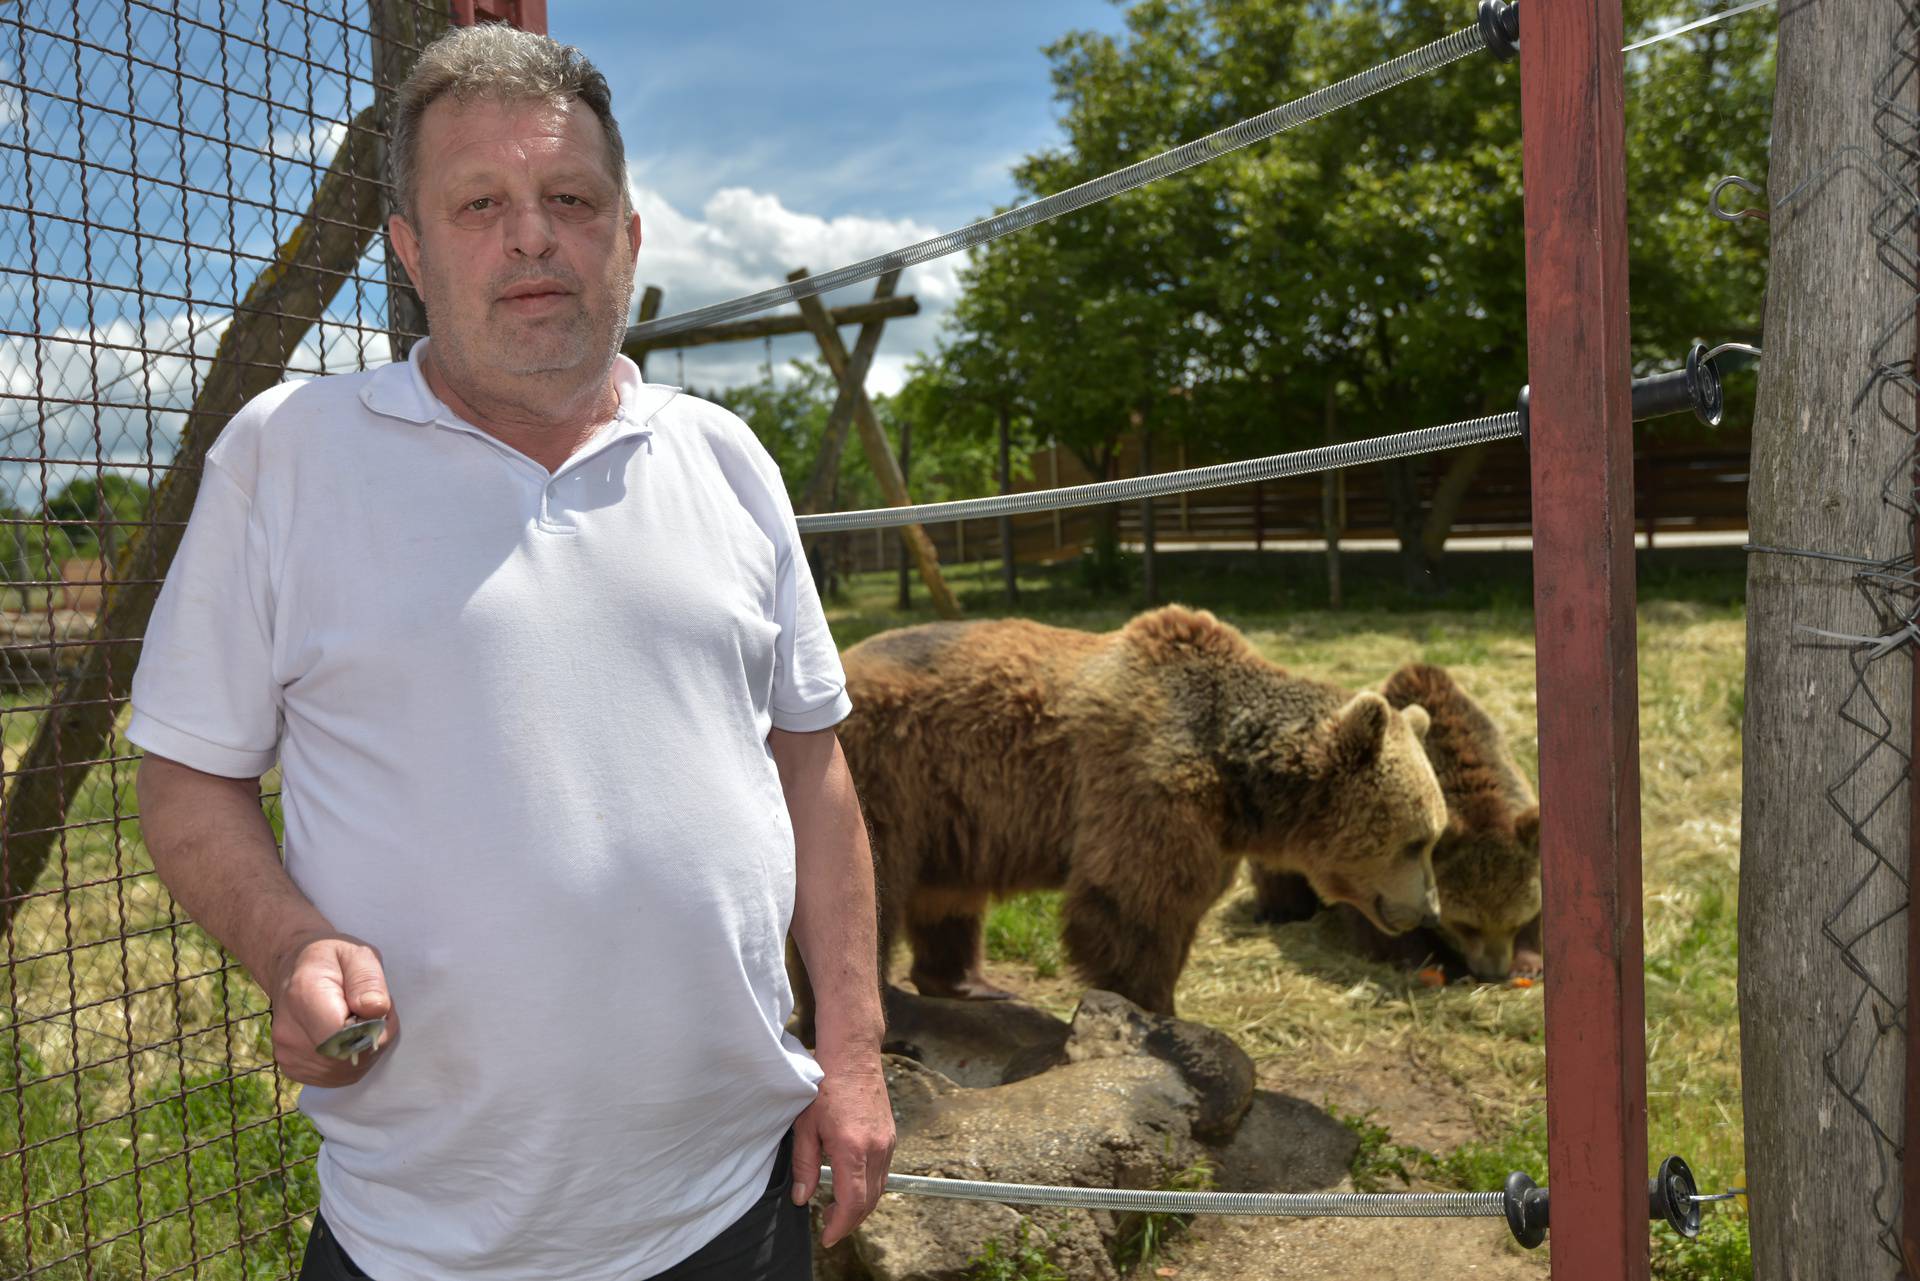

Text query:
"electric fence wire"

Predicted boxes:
[[793, 411, 1519, 533], [1623, 0, 1777, 54], [816, 1168, 1509, 1220], [625, 22, 1493, 343], [630, 0, 1781, 346]]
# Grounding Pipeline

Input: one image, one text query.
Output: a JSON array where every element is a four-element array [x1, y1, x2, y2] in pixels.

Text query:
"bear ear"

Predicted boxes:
[[1381, 662, 1451, 709], [1401, 704, 1432, 740], [1515, 805, 1541, 850], [1328, 692, 1391, 769]]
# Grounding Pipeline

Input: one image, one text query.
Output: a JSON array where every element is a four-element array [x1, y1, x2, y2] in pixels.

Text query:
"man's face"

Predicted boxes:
[[390, 94, 640, 391]]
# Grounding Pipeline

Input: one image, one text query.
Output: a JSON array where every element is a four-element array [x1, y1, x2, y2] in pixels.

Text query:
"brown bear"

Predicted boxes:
[[814, 605, 1448, 1021], [1251, 662, 1541, 981]]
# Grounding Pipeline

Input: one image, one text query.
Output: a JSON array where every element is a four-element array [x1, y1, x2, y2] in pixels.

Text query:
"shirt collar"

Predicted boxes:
[[358, 337, 680, 442]]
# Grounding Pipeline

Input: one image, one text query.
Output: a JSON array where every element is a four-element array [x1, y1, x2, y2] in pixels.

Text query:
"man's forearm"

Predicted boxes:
[[771, 727, 885, 1065], [136, 754, 333, 995]]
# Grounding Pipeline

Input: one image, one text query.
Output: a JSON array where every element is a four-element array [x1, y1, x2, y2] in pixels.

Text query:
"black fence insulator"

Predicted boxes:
[[1500, 1154, 1704, 1249], [1478, 0, 1521, 61], [1517, 341, 1730, 446]]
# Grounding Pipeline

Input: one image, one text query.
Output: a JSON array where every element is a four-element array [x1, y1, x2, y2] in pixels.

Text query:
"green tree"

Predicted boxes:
[[929, 0, 1771, 591], [44, 474, 151, 562], [706, 362, 1018, 598]]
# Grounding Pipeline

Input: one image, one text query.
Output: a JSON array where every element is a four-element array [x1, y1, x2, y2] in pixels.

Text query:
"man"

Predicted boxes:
[[131, 24, 892, 1281]]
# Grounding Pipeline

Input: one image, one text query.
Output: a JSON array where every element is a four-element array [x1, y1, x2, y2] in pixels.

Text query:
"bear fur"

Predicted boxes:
[[811, 606, 1448, 1021], [1252, 662, 1542, 980]]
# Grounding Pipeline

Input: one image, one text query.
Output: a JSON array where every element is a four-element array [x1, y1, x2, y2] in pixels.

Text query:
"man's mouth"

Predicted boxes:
[[498, 283, 573, 310]]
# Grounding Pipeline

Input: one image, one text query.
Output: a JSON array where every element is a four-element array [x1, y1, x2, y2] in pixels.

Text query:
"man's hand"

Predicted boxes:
[[268, 932, 398, 1087], [790, 1059, 895, 1248]]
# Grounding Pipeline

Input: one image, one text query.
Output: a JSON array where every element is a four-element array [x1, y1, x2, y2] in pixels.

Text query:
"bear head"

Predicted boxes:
[[1230, 691, 1448, 937], [1380, 663, 1542, 981], [1430, 805, 1541, 979]]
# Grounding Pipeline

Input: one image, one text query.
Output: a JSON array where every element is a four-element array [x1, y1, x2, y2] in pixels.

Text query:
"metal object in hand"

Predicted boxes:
[[317, 1017, 386, 1064]]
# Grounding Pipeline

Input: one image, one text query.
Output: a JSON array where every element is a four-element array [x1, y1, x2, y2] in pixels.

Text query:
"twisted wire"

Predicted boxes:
[[818, 1168, 1508, 1219], [628, 25, 1490, 342], [794, 411, 1519, 534]]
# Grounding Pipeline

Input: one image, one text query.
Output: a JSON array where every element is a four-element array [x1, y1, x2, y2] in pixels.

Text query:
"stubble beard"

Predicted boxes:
[[416, 247, 634, 392]]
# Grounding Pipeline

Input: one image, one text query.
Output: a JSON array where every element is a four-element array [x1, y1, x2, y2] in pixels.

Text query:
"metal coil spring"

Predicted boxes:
[[819, 1168, 1510, 1220]]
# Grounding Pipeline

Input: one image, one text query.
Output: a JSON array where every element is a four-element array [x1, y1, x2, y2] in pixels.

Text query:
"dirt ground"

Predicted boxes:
[[1159, 1058, 1550, 1281], [967, 959, 1553, 1280]]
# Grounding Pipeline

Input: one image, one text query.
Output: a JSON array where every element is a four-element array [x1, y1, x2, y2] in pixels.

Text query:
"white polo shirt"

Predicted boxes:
[[129, 341, 848, 1280]]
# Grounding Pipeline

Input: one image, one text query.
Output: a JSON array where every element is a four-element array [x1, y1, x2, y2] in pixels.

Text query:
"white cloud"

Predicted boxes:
[[0, 303, 391, 505], [0, 178, 964, 504], [0, 64, 25, 131], [267, 119, 347, 167], [629, 182, 960, 395]]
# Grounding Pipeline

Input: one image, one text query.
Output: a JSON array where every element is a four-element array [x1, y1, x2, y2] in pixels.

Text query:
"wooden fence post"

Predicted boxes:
[[791, 271, 960, 618], [1520, 3, 1649, 1278]]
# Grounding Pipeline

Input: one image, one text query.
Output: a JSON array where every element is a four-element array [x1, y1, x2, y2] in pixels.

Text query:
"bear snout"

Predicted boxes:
[[1373, 893, 1429, 936]]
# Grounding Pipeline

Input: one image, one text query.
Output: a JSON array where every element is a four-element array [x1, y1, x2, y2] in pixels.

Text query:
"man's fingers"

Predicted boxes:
[[790, 1115, 822, 1206], [820, 1154, 865, 1248], [270, 935, 395, 1084], [337, 945, 392, 1019]]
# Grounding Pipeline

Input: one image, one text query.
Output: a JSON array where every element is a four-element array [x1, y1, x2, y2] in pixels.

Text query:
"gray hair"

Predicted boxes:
[[388, 24, 630, 222]]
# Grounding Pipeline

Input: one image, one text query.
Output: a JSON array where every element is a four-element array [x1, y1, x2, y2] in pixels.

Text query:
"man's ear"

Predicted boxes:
[[388, 213, 424, 289], [626, 210, 643, 268]]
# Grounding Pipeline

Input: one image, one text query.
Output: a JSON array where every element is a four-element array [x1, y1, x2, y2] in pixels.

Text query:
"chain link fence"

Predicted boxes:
[[0, 3, 439, 1275]]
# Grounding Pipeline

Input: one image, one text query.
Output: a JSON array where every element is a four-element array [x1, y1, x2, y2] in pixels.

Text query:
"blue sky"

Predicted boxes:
[[564, 3, 1127, 229], [552, 2, 1134, 391], [0, 2, 1132, 496]]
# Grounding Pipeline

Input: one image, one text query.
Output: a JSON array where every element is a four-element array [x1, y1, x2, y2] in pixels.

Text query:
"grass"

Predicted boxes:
[[1111, 1153, 1215, 1273], [843, 545, 1750, 1276], [0, 1031, 319, 1280], [1, 700, 294, 1279], [985, 894, 1063, 979], [0, 544, 1751, 1279], [966, 1218, 1069, 1281]]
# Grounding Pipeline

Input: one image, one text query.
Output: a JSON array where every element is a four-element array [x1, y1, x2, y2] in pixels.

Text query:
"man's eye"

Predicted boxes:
[[465, 197, 494, 211], [552, 194, 583, 206]]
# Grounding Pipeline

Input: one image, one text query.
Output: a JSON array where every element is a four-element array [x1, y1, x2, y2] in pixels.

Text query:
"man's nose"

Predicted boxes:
[[504, 201, 557, 258]]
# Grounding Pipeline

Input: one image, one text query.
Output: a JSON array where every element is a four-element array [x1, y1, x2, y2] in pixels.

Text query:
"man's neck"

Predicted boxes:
[[418, 344, 622, 473]]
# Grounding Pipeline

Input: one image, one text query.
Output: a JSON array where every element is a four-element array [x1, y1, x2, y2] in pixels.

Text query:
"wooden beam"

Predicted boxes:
[[369, 0, 448, 362], [1520, 3, 1649, 1279], [0, 105, 387, 925], [796, 271, 898, 518], [621, 295, 919, 358], [1905, 26, 1920, 1280], [789, 269, 961, 620]]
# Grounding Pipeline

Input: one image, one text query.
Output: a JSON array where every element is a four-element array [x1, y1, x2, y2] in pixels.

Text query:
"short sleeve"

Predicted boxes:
[[127, 458, 281, 777], [738, 428, 851, 733]]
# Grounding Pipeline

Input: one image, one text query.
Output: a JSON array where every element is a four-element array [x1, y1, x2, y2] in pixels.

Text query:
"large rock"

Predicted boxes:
[[1205, 1090, 1359, 1193], [819, 991, 1341, 1280], [844, 1054, 1206, 1281], [1006, 990, 1257, 1141], [880, 985, 1070, 1088]]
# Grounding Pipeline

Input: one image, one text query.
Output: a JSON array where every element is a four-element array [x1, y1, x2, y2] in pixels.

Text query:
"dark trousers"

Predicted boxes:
[[299, 1132, 811, 1281]]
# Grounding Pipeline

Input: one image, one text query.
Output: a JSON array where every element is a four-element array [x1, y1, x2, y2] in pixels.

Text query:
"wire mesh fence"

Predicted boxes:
[[0, 3, 440, 1275], [1813, 3, 1920, 1263]]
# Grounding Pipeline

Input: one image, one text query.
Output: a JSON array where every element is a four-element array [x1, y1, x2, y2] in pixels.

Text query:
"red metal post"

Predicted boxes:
[[1519, 3, 1649, 1279], [450, 0, 548, 34]]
